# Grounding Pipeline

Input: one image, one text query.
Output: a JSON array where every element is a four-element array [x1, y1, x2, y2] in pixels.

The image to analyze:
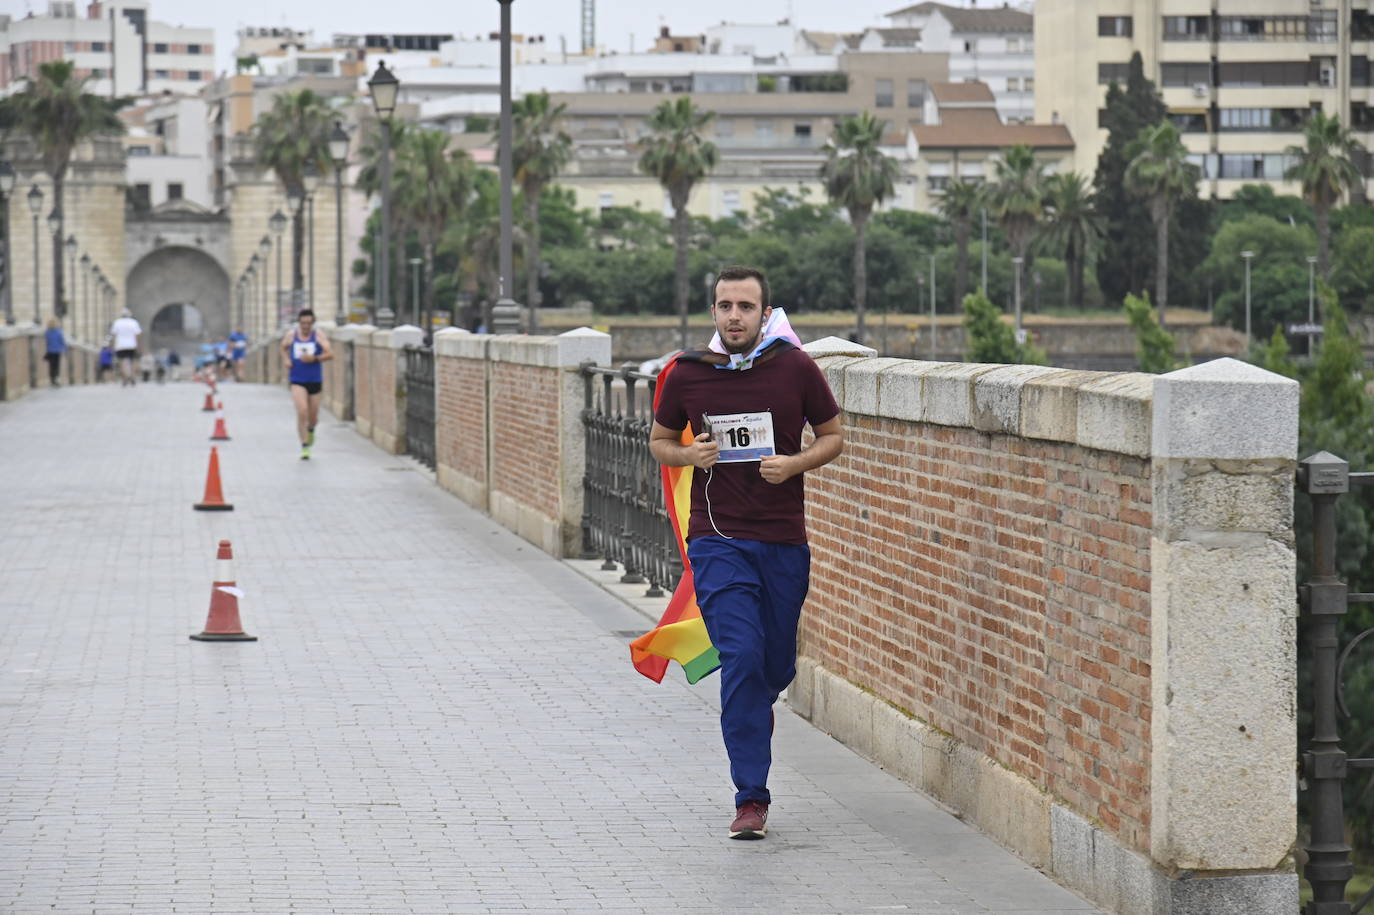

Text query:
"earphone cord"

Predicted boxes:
[[703, 467, 735, 540]]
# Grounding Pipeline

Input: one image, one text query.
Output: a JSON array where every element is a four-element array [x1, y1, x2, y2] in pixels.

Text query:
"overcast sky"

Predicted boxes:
[[134, 0, 920, 75]]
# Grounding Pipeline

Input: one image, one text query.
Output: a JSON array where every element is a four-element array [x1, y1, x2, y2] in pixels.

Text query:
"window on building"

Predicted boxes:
[[297, 58, 334, 75], [1098, 16, 1133, 37], [129, 184, 151, 212], [755, 118, 774, 137], [1354, 57, 1371, 88], [927, 175, 950, 192], [92, 41, 105, 51], [153, 70, 170, 79], [629, 79, 647, 93], [793, 122, 812, 138], [188, 70, 202, 80], [1025, 77, 1034, 91], [907, 78, 926, 108], [188, 43, 201, 54], [1160, 62, 1212, 87], [153, 42, 168, 53], [91, 68, 106, 78], [1218, 108, 1308, 130], [1098, 62, 1130, 85], [716, 117, 734, 137], [1006, 77, 1020, 91], [1168, 111, 1208, 133], [1215, 13, 1336, 41], [723, 189, 741, 214], [1006, 38, 1021, 52], [168, 183, 184, 200], [875, 78, 894, 108], [1217, 60, 1309, 87], [1162, 16, 1211, 41], [597, 191, 614, 212], [1218, 153, 1296, 180], [128, 145, 152, 157]]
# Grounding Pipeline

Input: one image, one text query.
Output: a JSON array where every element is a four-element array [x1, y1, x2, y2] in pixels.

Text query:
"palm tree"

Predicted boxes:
[[821, 111, 899, 346], [0, 61, 123, 319], [986, 145, 1044, 327], [511, 91, 571, 333], [392, 129, 475, 335], [356, 121, 415, 318], [1040, 172, 1103, 310], [1285, 111, 1365, 280], [938, 180, 983, 312], [253, 89, 334, 295], [638, 96, 717, 350], [1125, 121, 1198, 328]]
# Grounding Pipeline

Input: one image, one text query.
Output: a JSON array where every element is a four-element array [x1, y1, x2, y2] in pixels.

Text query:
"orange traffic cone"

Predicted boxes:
[[201, 391, 216, 412], [210, 414, 230, 441], [190, 540, 256, 641], [193, 446, 234, 511]]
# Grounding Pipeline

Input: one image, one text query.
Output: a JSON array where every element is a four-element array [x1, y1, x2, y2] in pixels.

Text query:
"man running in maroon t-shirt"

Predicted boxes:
[[650, 265, 844, 839]]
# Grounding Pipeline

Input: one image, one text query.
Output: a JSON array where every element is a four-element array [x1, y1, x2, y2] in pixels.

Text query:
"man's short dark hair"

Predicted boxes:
[[298, 308, 315, 320], [714, 265, 770, 311]]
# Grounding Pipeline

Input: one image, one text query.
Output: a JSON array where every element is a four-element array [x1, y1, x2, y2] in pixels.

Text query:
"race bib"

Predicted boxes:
[[292, 341, 317, 360], [705, 411, 775, 463]]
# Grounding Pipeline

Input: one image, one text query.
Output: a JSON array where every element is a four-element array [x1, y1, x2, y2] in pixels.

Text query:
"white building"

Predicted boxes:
[[0, 0, 214, 98], [883, 2, 1035, 123], [123, 95, 213, 210]]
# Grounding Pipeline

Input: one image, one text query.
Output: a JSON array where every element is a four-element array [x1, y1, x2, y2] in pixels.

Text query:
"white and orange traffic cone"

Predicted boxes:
[[209, 411, 230, 441], [193, 446, 234, 511], [190, 540, 257, 641], [201, 391, 216, 412]]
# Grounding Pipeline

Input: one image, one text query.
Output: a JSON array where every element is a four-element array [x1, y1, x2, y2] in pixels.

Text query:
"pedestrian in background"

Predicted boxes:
[[43, 317, 66, 387], [97, 341, 113, 383], [139, 352, 155, 383], [281, 308, 333, 460], [108, 309, 142, 387], [166, 349, 182, 381], [228, 327, 248, 381]]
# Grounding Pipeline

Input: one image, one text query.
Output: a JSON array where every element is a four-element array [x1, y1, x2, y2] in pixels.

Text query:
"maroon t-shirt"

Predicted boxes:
[[654, 346, 840, 545]]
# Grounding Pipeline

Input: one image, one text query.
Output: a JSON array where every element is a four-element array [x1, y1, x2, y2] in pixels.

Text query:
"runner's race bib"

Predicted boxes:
[[293, 341, 317, 360], [704, 411, 776, 463]]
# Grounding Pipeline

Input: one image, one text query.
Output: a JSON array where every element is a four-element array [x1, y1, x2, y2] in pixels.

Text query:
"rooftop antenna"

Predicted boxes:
[[581, 0, 594, 53]]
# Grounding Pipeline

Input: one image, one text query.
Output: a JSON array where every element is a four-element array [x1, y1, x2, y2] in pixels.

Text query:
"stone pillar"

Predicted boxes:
[[389, 324, 424, 454], [554, 327, 612, 556], [1148, 357, 1299, 912]]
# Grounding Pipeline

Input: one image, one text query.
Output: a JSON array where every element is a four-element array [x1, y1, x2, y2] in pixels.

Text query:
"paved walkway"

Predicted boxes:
[[0, 380, 1102, 915]]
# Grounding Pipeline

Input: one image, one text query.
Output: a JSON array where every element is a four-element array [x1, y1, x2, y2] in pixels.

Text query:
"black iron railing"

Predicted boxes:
[[579, 361, 679, 598], [1299, 452, 1374, 914], [402, 345, 435, 470]]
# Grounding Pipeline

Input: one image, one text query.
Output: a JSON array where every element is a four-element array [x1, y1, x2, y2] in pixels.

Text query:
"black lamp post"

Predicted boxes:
[[46, 207, 62, 319], [495, 0, 520, 333], [303, 164, 321, 312], [329, 121, 349, 326], [286, 181, 305, 309], [270, 208, 287, 335], [257, 235, 271, 335], [79, 253, 90, 339], [367, 60, 399, 328], [0, 161, 16, 324], [64, 235, 77, 330], [27, 184, 42, 323]]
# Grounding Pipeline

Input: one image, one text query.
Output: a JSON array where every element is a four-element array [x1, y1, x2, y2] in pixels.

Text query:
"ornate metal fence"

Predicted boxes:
[[579, 362, 680, 599], [1298, 452, 1374, 914], [402, 344, 435, 470]]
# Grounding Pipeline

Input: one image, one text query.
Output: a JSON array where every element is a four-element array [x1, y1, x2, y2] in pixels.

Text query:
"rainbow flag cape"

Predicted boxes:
[[629, 355, 721, 684]]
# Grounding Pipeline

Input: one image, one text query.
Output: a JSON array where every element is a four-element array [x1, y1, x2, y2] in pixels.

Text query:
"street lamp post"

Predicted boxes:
[[0, 161, 17, 324], [495, 0, 522, 333], [286, 182, 305, 310], [980, 206, 988, 294], [368, 61, 399, 329], [258, 235, 272, 336], [408, 255, 422, 332], [929, 252, 937, 360], [65, 235, 77, 333], [1307, 254, 1318, 357], [270, 209, 287, 334], [1241, 250, 1254, 349], [303, 164, 321, 312], [329, 121, 350, 327], [46, 207, 61, 318], [1012, 255, 1025, 341], [79, 254, 90, 342], [27, 184, 42, 323]]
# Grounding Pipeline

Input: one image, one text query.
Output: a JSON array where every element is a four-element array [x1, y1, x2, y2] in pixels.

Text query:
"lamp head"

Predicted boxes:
[[329, 121, 349, 165], [367, 60, 399, 120], [80, 253, 90, 268], [302, 164, 321, 195], [0, 161, 15, 196], [287, 183, 304, 214], [46, 207, 61, 235], [26, 183, 42, 215], [269, 209, 287, 235], [65, 234, 77, 254]]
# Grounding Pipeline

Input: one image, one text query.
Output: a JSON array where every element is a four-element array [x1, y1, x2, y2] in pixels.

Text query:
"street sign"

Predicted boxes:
[[1015, 328, 1028, 345], [1287, 323, 1323, 335]]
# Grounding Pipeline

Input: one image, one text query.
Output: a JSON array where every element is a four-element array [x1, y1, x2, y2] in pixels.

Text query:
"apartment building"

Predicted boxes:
[[883, 2, 1035, 123], [121, 94, 212, 210], [0, 0, 214, 98], [1035, 0, 1374, 198]]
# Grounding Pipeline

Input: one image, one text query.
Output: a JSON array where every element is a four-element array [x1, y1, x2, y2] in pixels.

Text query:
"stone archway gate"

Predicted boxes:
[[124, 203, 234, 339]]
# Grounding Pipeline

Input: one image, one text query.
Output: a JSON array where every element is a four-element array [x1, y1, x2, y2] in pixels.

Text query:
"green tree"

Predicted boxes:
[[1285, 111, 1366, 280], [1333, 226, 1374, 313], [1094, 52, 1167, 307], [253, 89, 334, 292], [1204, 214, 1316, 340], [821, 111, 899, 346], [510, 90, 571, 331], [962, 288, 1046, 364], [1218, 184, 1312, 230], [1040, 172, 1102, 311], [0, 60, 123, 318], [1125, 121, 1199, 328], [638, 96, 718, 349], [1123, 291, 1180, 373], [938, 180, 983, 315], [987, 144, 1043, 266], [393, 129, 476, 331]]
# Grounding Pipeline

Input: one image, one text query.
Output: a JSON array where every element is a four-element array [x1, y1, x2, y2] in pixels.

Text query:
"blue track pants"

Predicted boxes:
[[687, 536, 811, 807]]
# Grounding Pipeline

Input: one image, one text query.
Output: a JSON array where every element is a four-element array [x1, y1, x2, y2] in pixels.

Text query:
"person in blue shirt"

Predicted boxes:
[[227, 328, 248, 381], [280, 309, 334, 460], [44, 318, 66, 387]]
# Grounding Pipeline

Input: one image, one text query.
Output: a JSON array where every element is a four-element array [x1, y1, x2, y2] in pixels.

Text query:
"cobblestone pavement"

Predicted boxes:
[[0, 381, 1102, 914]]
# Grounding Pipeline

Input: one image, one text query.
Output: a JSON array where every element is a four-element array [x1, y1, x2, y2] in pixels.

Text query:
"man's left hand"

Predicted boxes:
[[759, 454, 797, 484]]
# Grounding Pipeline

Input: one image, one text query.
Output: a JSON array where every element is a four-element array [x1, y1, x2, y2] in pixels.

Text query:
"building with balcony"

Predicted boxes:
[[1034, 0, 1374, 198], [0, 0, 213, 98]]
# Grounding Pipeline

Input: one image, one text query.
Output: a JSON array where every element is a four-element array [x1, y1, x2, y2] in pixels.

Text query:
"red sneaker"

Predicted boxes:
[[729, 800, 769, 839]]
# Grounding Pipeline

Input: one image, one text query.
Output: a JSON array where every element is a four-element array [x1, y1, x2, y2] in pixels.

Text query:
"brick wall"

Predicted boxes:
[[489, 362, 561, 522], [435, 350, 487, 492], [805, 415, 1153, 853]]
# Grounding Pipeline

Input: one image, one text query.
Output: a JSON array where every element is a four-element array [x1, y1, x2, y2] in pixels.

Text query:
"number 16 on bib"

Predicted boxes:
[[705, 411, 776, 463]]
